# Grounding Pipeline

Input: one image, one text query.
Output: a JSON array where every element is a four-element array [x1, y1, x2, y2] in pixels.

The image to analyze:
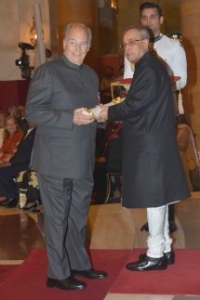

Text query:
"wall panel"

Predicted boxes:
[[181, 0, 200, 150]]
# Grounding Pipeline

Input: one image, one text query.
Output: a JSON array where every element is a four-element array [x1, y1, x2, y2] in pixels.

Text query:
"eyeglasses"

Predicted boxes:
[[67, 39, 89, 49], [120, 39, 144, 50]]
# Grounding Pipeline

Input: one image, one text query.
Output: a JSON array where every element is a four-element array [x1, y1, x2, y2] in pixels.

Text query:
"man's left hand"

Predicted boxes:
[[73, 108, 95, 125]]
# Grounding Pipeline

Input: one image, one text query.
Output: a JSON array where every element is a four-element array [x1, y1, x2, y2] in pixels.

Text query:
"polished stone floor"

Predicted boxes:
[[1, 192, 200, 299]]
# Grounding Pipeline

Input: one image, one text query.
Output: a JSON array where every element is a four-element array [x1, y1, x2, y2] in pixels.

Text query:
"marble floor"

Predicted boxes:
[[1, 192, 200, 299]]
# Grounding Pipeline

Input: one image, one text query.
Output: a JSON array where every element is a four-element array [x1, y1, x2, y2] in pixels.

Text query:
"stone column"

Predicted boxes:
[[181, 0, 200, 150]]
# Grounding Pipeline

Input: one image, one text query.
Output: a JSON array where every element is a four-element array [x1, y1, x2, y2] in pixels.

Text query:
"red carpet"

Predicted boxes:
[[1, 249, 200, 299], [0, 248, 130, 300], [0, 265, 17, 283], [110, 248, 200, 295]]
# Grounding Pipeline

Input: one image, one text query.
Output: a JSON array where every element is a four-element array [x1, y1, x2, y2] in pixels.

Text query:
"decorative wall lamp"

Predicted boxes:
[[29, 17, 44, 46], [103, 0, 118, 9]]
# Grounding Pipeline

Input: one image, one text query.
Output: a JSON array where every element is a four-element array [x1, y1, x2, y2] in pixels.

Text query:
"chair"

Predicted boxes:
[[16, 169, 41, 209], [105, 172, 122, 203]]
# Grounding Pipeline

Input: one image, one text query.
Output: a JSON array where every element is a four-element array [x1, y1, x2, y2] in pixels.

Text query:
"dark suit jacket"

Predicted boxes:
[[25, 55, 99, 179], [108, 51, 190, 208]]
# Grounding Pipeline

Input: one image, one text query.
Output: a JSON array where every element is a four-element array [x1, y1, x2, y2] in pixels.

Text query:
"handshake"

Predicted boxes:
[[82, 105, 108, 123], [81, 97, 125, 122]]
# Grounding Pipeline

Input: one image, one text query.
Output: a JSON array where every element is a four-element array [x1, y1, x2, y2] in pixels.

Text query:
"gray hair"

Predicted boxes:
[[63, 23, 92, 47], [123, 25, 150, 40]]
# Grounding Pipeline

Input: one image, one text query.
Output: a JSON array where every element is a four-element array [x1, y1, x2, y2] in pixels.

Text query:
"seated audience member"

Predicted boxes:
[[118, 65, 125, 80], [0, 110, 6, 148], [0, 115, 24, 164], [93, 121, 123, 204], [18, 105, 26, 118], [93, 122, 107, 204], [105, 121, 123, 174], [100, 66, 116, 104], [8, 104, 28, 133], [0, 123, 36, 208], [113, 85, 127, 99], [18, 105, 28, 127]]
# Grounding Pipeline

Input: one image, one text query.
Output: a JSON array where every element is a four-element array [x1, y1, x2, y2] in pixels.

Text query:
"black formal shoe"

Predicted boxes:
[[140, 250, 175, 265], [164, 250, 175, 264], [126, 255, 168, 271], [3, 198, 18, 208], [46, 276, 86, 290], [71, 268, 107, 279], [140, 222, 149, 232], [21, 201, 38, 211]]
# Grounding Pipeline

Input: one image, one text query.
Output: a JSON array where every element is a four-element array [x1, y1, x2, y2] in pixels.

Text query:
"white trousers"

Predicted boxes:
[[146, 205, 173, 258]]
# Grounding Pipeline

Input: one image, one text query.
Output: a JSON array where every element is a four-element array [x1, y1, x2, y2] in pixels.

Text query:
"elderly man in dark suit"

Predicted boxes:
[[0, 123, 36, 208], [25, 23, 107, 291], [96, 25, 190, 271]]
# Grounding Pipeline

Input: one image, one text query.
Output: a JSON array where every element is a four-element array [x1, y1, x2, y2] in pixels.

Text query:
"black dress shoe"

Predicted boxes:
[[71, 268, 107, 279], [0, 198, 11, 206], [164, 250, 175, 264], [140, 250, 175, 265], [46, 276, 86, 290], [3, 198, 18, 208], [126, 255, 168, 271], [21, 201, 38, 211]]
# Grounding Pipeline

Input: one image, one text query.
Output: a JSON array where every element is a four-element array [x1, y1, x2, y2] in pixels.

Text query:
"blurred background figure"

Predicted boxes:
[[18, 105, 26, 119], [0, 122, 36, 208], [100, 66, 116, 104], [7, 104, 28, 133], [0, 115, 24, 164], [0, 110, 6, 148]]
